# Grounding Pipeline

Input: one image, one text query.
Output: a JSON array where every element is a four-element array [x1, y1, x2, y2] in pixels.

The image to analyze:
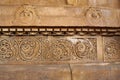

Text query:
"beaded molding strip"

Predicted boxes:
[[0, 26, 120, 36]]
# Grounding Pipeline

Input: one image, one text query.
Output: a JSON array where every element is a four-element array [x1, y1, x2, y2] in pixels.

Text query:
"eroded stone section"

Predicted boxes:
[[13, 5, 39, 25], [104, 37, 120, 62]]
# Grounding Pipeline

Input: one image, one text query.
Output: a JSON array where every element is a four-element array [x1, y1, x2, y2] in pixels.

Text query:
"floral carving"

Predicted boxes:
[[85, 7, 103, 25], [104, 37, 120, 61], [0, 36, 98, 64]]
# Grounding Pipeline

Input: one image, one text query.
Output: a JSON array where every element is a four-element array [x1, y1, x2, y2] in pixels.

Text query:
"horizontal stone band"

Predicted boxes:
[[0, 36, 119, 64], [0, 27, 120, 36]]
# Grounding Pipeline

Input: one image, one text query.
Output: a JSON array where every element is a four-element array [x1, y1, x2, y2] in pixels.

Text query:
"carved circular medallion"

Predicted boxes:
[[18, 37, 40, 61], [14, 5, 37, 25], [85, 7, 103, 25]]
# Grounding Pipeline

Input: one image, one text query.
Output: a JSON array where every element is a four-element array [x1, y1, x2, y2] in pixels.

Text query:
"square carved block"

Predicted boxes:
[[0, 64, 71, 80], [103, 37, 120, 62]]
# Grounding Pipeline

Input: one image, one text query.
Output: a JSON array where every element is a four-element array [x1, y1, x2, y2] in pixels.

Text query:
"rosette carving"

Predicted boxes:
[[85, 7, 103, 25], [74, 38, 97, 60]]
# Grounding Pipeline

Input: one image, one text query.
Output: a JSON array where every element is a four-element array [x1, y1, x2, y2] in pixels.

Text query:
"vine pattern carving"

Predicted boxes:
[[0, 36, 97, 64]]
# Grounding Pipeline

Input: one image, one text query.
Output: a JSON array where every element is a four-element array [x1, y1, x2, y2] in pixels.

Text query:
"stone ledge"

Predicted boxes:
[[0, 27, 120, 36], [0, 64, 120, 80], [0, 64, 71, 80], [71, 64, 120, 80]]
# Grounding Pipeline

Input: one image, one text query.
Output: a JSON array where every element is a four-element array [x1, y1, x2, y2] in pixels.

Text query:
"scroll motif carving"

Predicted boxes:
[[13, 5, 39, 25], [73, 38, 97, 60], [15, 37, 41, 61], [85, 7, 103, 25], [0, 36, 97, 64], [0, 38, 16, 63], [104, 37, 120, 62], [42, 38, 73, 61]]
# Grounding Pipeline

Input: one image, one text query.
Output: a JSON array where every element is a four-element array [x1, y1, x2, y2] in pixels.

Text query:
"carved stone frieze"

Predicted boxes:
[[0, 36, 98, 64], [104, 37, 120, 62]]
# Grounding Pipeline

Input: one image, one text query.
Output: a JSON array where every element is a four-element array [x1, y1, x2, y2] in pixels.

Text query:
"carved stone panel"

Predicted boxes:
[[0, 36, 98, 64], [104, 37, 120, 62], [72, 38, 97, 62]]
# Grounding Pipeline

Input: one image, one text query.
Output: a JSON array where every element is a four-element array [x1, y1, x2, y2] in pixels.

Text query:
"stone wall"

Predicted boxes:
[[0, 0, 120, 80]]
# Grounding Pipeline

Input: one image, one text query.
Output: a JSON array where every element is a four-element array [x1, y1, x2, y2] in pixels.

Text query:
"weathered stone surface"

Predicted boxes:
[[0, 0, 119, 26], [71, 64, 120, 80], [0, 0, 120, 80], [0, 64, 71, 80]]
